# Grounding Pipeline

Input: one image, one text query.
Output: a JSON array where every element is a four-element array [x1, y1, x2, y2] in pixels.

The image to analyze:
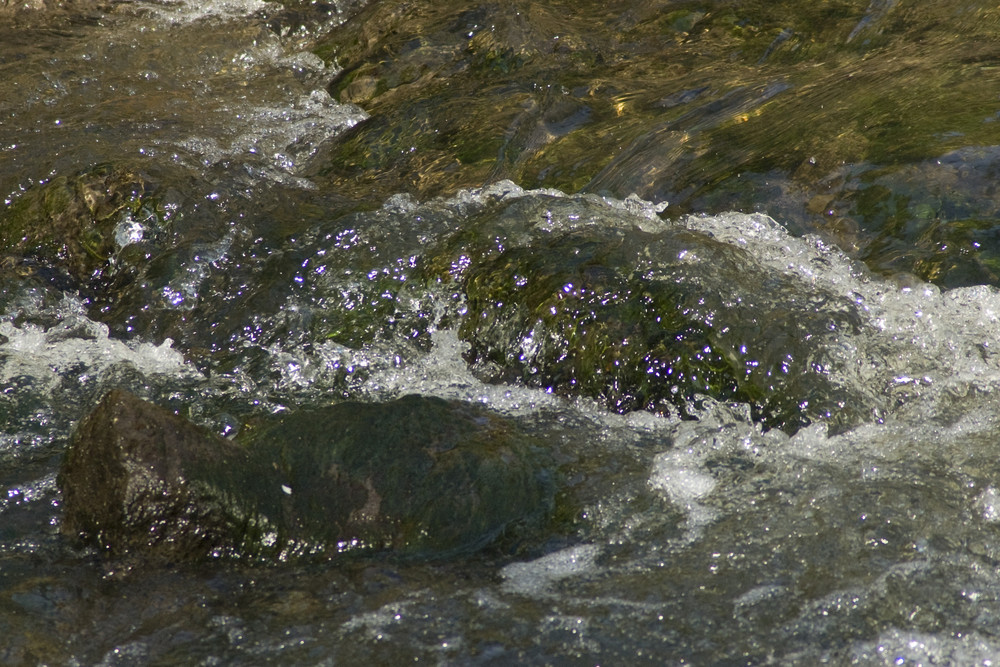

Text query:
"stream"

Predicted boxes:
[[5, 0, 1000, 664]]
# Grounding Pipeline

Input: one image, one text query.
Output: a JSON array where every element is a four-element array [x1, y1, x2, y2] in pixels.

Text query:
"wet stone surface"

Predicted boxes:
[[0, 165, 162, 289], [59, 389, 554, 562]]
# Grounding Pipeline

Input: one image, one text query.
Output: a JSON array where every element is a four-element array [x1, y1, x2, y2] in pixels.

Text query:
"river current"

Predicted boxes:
[[4, 0, 1000, 664]]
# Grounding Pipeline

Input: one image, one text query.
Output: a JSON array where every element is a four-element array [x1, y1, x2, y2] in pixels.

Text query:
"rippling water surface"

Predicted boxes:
[[6, 0, 1000, 664]]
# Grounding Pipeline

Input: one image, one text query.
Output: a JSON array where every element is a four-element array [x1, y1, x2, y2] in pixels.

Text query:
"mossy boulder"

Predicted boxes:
[[428, 198, 875, 432], [58, 390, 552, 562], [0, 165, 160, 286]]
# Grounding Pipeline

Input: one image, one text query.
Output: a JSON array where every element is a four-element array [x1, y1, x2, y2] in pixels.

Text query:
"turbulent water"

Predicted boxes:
[[6, 0, 1000, 665]]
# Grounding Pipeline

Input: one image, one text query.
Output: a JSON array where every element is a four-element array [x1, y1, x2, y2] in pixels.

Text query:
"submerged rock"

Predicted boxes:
[[308, 0, 1000, 286], [426, 195, 879, 433], [58, 390, 552, 562], [59, 389, 245, 562], [0, 165, 161, 287]]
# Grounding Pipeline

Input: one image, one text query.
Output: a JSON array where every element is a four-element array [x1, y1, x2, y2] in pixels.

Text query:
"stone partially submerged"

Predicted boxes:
[[424, 195, 881, 433], [58, 390, 552, 562], [0, 165, 161, 288]]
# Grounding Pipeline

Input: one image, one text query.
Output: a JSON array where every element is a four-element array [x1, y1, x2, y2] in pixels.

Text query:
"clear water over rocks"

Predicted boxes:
[[6, 0, 1000, 664]]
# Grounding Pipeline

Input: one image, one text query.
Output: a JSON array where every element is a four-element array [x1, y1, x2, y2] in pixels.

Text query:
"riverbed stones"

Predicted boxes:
[[58, 390, 552, 562]]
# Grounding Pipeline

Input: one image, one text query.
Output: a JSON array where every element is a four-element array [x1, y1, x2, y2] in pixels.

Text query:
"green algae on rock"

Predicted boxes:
[[58, 389, 552, 562], [0, 165, 162, 287], [419, 192, 879, 433]]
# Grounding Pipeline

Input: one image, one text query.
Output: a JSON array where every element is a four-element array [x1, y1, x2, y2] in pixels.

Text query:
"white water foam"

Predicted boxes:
[[0, 294, 197, 389], [340, 599, 417, 641], [116, 0, 370, 188], [500, 544, 602, 596], [176, 86, 366, 188], [361, 327, 571, 417], [137, 0, 278, 25], [849, 628, 1000, 666], [975, 486, 1000, 524], [681, 210, 1000, 417]]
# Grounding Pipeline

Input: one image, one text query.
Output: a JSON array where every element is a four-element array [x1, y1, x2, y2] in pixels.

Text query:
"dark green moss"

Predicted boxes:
[[460, 233, 747, 418], [424, 200, 873, 432], [0, 165, 161, 286]]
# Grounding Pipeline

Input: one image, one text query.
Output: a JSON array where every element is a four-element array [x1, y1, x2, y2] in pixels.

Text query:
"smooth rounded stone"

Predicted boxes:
[[58, 390, 553, 562]]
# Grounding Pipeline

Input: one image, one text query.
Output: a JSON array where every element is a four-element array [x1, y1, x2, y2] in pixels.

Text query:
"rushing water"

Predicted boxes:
[[7, 0, 1000, 664]]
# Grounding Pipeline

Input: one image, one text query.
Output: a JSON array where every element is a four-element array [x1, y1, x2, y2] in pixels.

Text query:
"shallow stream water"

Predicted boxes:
[[6, 0, 1000, 664]]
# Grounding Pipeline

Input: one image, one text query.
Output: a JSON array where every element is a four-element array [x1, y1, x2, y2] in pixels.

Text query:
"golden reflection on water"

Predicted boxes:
[[4, 0, 1000, 288], [305, 0, 1000, 286]]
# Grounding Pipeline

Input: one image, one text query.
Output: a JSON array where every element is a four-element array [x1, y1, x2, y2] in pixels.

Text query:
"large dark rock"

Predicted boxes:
[[58, 390, 552, 562], [59, 390, 252, 562]]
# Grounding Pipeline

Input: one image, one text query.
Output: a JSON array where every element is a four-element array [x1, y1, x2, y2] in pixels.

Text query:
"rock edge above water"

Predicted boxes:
[[58, 389, 553, 563]]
